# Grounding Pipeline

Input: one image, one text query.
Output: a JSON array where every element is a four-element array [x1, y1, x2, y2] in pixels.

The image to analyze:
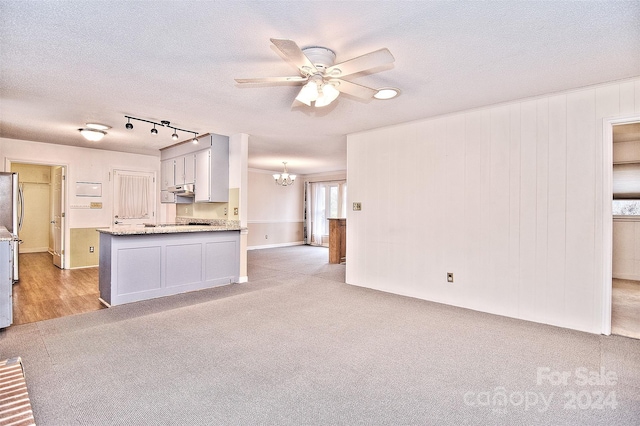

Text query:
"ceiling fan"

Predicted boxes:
[[235, 38, 397, 107]]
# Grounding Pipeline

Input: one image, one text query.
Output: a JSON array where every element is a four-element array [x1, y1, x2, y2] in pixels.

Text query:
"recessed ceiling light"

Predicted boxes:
[[374, 88, 400, 100], [85, 123, 111, 131]]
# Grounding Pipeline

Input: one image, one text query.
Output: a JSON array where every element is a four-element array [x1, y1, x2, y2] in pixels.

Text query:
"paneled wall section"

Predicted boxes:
[[347, 78, 640, 334]]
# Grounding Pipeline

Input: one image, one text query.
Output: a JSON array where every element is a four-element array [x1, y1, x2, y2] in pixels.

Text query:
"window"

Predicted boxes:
[[613, 163, 640, 216], [306, 181, 347, 246]]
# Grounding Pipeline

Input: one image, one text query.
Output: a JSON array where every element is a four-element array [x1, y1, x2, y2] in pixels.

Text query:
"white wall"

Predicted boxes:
[[247, 169, 304, 249], [347, 78, 640, 334], [1, 137, 160, 266]]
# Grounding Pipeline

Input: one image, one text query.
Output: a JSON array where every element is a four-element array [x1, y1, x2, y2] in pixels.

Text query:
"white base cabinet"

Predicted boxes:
[[0, 239, 13, 328]]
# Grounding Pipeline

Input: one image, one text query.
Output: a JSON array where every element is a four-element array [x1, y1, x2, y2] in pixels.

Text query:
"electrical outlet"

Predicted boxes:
[[233, 207, 238, 215], [353, 202, 362, 211], [89, 246, 94, 253], [447, 272, 454, 283], [224, 207, 227, 215]]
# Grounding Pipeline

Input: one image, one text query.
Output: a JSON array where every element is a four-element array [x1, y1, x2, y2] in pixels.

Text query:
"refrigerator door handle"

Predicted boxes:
[[18, 184, 24, 232]]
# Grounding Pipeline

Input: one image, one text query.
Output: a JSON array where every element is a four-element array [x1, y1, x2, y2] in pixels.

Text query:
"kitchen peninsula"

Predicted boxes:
[[98, 220, 241, 307]]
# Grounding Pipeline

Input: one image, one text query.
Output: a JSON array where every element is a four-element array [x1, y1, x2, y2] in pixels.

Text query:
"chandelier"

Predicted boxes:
[[273, 162, 296, 186]]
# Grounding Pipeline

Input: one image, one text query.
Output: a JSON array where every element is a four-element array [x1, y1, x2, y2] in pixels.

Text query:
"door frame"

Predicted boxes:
[[601, 114, 640, 335], [5, 159, 68, 269]]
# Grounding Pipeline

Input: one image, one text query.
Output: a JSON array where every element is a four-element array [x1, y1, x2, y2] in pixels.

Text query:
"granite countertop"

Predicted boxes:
[[0, 226, 13, 241], [97, 219, 242, 236], [97, 224, 241, 236]]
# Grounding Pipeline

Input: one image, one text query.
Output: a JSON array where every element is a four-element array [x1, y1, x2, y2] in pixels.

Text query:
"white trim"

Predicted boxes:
[[601, 114, 640, 336], [238, 276, 248, 283], [18, 247, 48, 254], [247, 241, 305, 250], [247, 220, 304, 224], [98, 297, 111, 308]]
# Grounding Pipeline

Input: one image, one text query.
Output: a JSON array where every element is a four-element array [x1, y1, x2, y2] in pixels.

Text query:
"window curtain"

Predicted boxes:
[[305, 180, 346, 246], [118, 174, 150, 219]]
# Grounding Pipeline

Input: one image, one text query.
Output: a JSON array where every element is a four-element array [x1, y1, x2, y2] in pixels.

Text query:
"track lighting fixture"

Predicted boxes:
[[124, 115, 199, 142]]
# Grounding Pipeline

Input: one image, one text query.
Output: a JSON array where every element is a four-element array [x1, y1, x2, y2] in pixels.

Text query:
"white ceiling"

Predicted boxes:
[[1, 1, 639, 175]]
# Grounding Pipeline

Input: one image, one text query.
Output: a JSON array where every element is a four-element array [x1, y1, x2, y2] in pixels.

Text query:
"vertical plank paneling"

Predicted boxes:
[[345, 78, 639, 334], [508, 104, 521, 313], [595, 85, 620, 330], [445, 115, 466, 302], [619, 81, 635, 115], [635, 80, 640, 114], [535, 98, 549, 320], [565, 89, 597, 329], [518, 100, 538, 319], [464, 111, 484, 307], [547, 95, 568, 325], [489, 106, 512, 313], [478, 111, 492, 308]]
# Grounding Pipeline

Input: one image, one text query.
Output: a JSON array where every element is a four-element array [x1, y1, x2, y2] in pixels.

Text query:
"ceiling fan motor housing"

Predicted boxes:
[[301, 46, 336, 74]]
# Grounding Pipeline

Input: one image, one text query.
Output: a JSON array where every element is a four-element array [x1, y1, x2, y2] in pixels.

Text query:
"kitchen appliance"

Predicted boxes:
[[0, 172, 23, 282], [167, 183, 195, 197]]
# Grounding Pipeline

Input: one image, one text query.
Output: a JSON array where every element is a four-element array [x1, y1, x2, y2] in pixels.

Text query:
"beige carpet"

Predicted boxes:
[[0, 245, 638, 425]]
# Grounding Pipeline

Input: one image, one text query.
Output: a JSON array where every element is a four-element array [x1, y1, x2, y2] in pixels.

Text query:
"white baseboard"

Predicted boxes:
[[613, 273, 640, 281], [238, 276, 248, 283], [19, 247, 49, 254], [247, 241, 305, 250]]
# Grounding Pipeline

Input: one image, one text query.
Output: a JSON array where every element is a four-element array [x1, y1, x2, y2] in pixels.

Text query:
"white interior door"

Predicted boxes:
[[112, 170, 156, 226], [52, 166, 65, 269]]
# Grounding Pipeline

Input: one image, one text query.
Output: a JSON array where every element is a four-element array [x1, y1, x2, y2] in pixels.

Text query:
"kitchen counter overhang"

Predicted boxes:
[[98, 224, 242, 307]]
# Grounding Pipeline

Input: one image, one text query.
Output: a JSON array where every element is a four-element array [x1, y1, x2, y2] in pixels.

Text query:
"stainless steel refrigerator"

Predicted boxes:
[[0, 172, 23, 282]]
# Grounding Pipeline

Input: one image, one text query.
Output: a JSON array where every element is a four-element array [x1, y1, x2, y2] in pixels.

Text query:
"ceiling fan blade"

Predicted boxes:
[[270, 38, 318, 75], [332, 79, 377, 100], [235, 76, 308, 84], [326, 48, 394, 78]]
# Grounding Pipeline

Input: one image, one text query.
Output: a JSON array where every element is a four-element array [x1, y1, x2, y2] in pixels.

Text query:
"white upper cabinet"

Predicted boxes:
[[160, 159, 175, 190], [174, 154, 196, 185], [195, 134, 229, 203]]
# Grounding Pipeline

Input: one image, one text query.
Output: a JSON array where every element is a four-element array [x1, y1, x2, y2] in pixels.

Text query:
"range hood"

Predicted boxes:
[[167, 183, 195, 197]]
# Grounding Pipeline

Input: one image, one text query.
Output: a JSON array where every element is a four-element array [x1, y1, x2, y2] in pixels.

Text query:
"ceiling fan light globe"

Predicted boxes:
[[315, 83, 340, 107]]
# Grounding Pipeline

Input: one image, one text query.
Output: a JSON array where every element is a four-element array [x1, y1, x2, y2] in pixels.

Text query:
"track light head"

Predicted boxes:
[[124, 116, 198, 143]]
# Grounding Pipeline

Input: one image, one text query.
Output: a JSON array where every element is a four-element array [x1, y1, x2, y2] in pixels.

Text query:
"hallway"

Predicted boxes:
[[12, 253, 104, 325]]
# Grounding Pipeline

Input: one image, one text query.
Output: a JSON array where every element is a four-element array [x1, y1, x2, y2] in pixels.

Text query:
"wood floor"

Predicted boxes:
[[12, 252, 104, 325], [611, 278, 640, 339]]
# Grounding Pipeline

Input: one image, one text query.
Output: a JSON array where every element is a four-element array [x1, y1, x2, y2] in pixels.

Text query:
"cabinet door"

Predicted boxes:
[[160, 159, 175, 190], [175, 157, 185, 185], [160, 191, 175, 203], [195, 149, 210, 202], [184, 154, 196, 184]]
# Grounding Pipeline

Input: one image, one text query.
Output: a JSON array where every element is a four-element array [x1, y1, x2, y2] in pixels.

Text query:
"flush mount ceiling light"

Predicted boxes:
[[78, 122, 111, 141], [78, 128, 106, 141], [373, 87, 400, 100], [273, 162, 296, 186], [124, 115, 199, 142]]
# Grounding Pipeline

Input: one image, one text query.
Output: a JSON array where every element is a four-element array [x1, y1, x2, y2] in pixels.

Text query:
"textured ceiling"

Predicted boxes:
[[1, 1, 639, 175]]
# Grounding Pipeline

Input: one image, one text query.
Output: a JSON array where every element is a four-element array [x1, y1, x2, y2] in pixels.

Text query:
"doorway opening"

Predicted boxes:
[[611, 121, 640, 339]]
